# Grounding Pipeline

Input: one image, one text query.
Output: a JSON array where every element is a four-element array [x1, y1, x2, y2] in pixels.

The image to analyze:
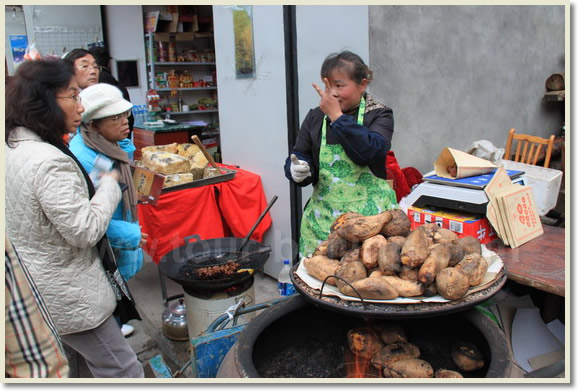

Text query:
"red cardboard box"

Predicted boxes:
[[407, 206, 497, 244]]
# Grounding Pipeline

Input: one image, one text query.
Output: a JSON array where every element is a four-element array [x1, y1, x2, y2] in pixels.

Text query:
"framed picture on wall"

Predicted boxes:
[[116, 60, 139, 87]]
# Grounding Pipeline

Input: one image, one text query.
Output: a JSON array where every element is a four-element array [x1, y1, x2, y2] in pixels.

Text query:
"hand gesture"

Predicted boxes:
[[290, 154, 311, 183], [312, 77, 343, 122]]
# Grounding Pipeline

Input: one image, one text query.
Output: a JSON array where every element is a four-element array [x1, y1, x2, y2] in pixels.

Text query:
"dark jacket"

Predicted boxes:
[[284, 95, 394, 187]]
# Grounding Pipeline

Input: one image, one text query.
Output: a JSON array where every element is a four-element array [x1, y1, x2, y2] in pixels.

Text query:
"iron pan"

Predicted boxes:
[[159, 237, 271, 291], [290, 262, 508, 319]]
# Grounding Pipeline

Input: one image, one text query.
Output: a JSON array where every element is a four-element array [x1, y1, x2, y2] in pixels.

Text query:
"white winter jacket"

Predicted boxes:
[[5, 127, 122, 335]]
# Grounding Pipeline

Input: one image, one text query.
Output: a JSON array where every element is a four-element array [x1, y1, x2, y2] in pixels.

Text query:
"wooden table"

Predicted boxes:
[[486, 224, 566, 297]]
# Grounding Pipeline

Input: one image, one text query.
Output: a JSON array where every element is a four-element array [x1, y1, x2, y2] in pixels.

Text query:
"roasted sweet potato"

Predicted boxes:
[[303, 255, 341, 286], [369, 270, 384, 278], [418, 243, 451, 285], [435, 369, 464, 378], [347, 327, 384, 359], [387, 236, 407, 247], [340, 277, 398, 300], [457, 236, 482, 255], [374, 323, 408, 345], [435, 267, 470, 300], [312, 240, 328, 256], [334, 260, 367, 290], [382, 358, 434, 378], [423, 283, 438, 297], [381, 209, 411, 237], [337, 212, 392, 242], [326, 230, 353, 259], [399, 266, 419, 282], [433, 228, 459, 244], [455, 253, 488, 286], [381, 276, 425, 297], [447, 243, 465, 267], [330, 211, 361, 233], [401, 226, 430, 267], [360, 234, 388, 269], [451, 341, 485, 372], [371, 342, 421, 369], [421, 222, 441, 237], [341, 248, 361, 263], [377, 242, 402, 276]]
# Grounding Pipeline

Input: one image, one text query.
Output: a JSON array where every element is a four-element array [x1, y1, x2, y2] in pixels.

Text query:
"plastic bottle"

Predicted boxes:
[[277, 259, 295, 296]]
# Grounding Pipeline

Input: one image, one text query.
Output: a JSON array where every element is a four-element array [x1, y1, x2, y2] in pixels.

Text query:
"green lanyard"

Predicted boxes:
[[322, 96, 366, 138]]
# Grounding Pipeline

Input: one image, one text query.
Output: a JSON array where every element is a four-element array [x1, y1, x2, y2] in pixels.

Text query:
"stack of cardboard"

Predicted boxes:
[[484, 166, 544, 248]]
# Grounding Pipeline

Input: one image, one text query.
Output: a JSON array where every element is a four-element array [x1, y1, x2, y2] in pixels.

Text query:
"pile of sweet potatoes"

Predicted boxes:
[[302, 209, 489, 301], [347, 322, 484, 378]]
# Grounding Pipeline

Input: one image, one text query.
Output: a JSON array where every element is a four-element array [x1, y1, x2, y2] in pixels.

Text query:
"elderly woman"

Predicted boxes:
[[69, 83, 146, 337], [69, 83, 145, 282], [5, 59, 144, 378]]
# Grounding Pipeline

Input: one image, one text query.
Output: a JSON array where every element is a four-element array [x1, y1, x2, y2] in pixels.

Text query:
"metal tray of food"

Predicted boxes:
[[161, 168, 237, 193], [291, 261, 508, 319]]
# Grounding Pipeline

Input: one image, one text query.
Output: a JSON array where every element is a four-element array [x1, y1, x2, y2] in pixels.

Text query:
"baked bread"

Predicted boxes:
[[204, 166, 220, 178], [190, 152, 209, 179], [142, 150, 191, 175], [176, 143, 201, 160], [163, 173, 195, 188], [141, 142, 179, 155]]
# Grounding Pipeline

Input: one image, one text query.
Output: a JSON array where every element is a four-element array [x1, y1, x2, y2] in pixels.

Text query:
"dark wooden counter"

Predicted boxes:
[[486, 224, 566, 297], [133, 123, 203, 160]]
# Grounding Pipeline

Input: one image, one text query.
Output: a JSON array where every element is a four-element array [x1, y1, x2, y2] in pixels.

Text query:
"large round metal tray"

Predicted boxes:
[[290, 262, 508, 319]]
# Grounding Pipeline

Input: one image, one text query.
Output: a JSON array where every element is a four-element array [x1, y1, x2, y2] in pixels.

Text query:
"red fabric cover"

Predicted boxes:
[[138, 164, 272, 263], [385, 151, 424, 201], [386, 151, 410, 202], [402, 166, 424, 190]]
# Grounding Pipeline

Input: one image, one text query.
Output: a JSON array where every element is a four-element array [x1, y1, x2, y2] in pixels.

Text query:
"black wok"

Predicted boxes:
[[159, 235, 272, 291]]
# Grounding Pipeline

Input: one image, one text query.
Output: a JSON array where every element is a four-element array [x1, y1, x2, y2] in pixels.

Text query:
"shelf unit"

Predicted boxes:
[[144, 29, 220, 156]]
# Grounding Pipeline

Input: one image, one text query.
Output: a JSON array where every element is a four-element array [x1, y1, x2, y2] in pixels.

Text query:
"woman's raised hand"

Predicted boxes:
[[312, 77, 342, 122]]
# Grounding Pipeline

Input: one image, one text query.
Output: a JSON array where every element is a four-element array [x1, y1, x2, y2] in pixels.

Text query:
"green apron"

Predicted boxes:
[[299, 97, 398, 258]]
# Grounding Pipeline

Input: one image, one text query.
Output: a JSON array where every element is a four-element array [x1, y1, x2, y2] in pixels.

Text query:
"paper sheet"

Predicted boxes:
[[511, 307, 564, 373]]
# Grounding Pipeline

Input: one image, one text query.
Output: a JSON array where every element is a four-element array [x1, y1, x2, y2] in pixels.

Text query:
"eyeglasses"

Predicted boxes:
[[104, 110, 132, 122], [56, 94, 82, 104], [76, 64, 101, 72]]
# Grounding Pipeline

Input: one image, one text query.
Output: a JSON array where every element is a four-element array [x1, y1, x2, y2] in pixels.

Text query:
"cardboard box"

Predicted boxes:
[[408, 206, 497, 244], [500, 160, 563, 216]]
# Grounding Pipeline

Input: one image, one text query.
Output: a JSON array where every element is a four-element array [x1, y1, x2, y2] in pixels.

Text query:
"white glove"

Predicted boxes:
[[290, 154, 311, 183]]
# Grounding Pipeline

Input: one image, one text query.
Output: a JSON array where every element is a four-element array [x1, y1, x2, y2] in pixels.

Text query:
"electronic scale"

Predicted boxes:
[[404, 169, 525, 215]]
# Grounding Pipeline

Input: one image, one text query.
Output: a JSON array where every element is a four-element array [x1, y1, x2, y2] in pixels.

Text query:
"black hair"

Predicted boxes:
[[88, 46, 111, 68], [5, 58, 75, 146], [320, 51, 372, 85], [62, 48, 95, 65]]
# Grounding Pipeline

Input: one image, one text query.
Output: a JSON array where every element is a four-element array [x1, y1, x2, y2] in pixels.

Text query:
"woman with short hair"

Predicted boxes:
[[5, 58, 144, 378]]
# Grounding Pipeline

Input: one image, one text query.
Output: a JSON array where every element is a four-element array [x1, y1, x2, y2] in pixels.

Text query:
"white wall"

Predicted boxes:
[[295, 5, 369, 209], [103, 5, 148, 105], [214, 5, 368, 278]]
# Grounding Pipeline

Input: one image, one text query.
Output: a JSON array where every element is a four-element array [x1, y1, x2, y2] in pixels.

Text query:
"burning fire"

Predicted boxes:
[[344, 350, 382, 378]]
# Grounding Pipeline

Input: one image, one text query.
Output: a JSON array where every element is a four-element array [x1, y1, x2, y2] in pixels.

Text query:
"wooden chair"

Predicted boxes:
[[504, 128, 555, 168]]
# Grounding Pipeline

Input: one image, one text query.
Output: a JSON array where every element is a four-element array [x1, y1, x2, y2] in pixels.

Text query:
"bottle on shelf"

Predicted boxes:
[[278, 259, 295, 296]]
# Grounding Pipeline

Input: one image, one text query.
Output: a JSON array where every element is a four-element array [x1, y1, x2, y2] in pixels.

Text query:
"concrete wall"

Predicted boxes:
[[368, 5, 565, 173]]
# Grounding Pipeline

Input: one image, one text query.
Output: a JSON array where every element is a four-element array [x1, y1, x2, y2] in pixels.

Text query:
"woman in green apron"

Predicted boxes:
[[284, 51, 398, 258]]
